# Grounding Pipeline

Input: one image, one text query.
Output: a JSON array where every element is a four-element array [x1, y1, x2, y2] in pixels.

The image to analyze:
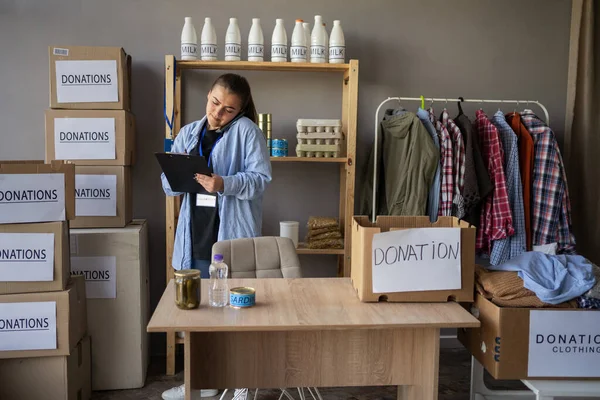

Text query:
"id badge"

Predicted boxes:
[[196, 194, 217, 207]]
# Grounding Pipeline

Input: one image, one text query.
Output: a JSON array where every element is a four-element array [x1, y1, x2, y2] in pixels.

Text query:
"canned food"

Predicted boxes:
[[272, 147, 288, 157], [230, 287, 256, 308], [272, 139, 288, 149], [174, 269, 200, 310]]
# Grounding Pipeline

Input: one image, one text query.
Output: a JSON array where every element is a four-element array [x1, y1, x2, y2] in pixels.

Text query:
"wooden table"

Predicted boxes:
[[148, 278, 480, 400]]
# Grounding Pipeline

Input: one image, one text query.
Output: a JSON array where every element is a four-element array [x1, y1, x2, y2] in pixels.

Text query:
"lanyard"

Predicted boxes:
[[198, 123, 223, 168]]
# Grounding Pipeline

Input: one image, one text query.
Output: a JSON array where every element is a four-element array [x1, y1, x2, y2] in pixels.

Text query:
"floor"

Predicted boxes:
[[90, 348, 527, 400]]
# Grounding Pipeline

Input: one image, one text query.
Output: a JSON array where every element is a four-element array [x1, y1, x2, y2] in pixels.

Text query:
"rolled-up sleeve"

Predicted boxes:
[[221, 129, 272, 200]]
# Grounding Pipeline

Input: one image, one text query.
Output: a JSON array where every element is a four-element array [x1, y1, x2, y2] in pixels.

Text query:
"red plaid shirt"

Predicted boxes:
[[520, 110, 576, 253], [429, 108, 453, 216], [475, 110, 514, 252], [441, 109, 466, 219]]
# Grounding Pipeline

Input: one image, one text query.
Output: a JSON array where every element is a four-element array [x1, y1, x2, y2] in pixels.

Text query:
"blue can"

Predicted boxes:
[[230, 287, 256, 308], [272, 138, 288, 149], [271, 147, 288, 157]]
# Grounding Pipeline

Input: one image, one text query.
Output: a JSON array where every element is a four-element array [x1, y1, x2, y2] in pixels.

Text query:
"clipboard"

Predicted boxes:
[[155, 152, 212, 193]]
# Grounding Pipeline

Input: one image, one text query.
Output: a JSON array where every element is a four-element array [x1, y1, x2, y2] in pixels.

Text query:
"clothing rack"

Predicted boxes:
[[371, 96, 551, 222]]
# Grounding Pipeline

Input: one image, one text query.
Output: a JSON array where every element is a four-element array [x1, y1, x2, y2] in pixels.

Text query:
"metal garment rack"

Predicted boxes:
[[371, 96, 551, 222]]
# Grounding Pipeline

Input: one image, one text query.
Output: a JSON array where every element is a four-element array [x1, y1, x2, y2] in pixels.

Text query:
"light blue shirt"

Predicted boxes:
[[161, 116, 272, 270], [488, 252, 596, 304], [416, 108, 441, 221], [490, 111, 526, 265]]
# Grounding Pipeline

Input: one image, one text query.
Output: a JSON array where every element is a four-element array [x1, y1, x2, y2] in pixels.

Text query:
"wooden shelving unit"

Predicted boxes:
[[163, 56, 358, 375]]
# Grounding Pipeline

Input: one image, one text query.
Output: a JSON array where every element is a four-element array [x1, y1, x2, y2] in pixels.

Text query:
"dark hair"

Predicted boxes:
[[211, 73, 258, 124]]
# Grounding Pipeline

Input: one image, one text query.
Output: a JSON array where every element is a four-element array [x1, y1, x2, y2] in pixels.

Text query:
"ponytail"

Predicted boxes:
[[211, 73, 258, 124]]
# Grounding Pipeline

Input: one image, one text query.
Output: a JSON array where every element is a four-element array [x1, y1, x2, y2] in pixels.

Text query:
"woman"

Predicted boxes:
[[161, 73, 271, 400]]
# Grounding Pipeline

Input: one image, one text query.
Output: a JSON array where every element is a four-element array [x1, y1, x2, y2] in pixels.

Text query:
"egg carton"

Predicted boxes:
[[296, 119, 342, 134], [296, 133, 342, 145], [296, 143, 341, 158]]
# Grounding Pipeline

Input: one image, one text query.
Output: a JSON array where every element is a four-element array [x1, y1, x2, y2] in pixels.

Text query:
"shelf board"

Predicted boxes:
[[296, 243, 345, 255], [270, 156, 347, 163], [176, 59, 350, 73]]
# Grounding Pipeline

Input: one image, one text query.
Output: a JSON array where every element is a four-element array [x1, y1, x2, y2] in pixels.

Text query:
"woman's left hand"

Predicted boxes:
[[195, 173, 224, 193]]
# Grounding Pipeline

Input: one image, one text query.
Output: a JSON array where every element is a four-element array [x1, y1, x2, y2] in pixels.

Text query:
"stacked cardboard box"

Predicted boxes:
[[47, 46, 149, 390], [0, 161, 91, 400], [46, 46, 134, 229]]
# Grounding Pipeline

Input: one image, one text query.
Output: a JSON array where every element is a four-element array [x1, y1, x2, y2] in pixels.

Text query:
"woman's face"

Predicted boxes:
[[206, 85, 243, 130]]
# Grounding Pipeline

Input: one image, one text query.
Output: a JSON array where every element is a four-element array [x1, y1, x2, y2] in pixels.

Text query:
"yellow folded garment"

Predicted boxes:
[[475, 266, 576, 308], [307, 216, 339, 230], [307, 238, 344, 249]]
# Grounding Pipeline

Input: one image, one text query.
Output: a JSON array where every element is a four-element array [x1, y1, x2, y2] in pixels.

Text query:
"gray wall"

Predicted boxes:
[[0, 0, 572, 355]]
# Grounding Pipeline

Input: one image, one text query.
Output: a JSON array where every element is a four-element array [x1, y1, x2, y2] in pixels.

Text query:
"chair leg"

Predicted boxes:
[[297, 388, 306, 400], [280, 388, 295, 400], [219, 389, 229, 400], [312, 388, 323, 400], [253, 389, 259, 400]]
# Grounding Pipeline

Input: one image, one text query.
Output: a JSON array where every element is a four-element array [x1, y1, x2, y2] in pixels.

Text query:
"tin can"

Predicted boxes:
[[272, 138, 288, 149], [271, 147, 288, 157], [230, 287, 256, 308]]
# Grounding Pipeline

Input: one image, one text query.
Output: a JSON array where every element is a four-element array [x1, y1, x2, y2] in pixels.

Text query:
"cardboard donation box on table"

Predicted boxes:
[[459, 294, 600, 380], [0, 160, 75, 224], [0, 335, 92, 400], [0, 221, 70, 295], [49, 46, 131, 111], [351, 216, 476, 302]]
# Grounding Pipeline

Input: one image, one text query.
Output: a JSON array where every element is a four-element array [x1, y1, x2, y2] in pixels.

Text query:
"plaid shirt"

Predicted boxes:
[[441, 109, 466, 219], [429, 108, 453, 216], [489, 111, 526, 264], [475, 110, 514, 252], [520, 110, 576, 253]]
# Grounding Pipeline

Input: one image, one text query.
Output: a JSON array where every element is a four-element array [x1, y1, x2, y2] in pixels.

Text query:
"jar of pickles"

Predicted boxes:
[[174, 269, 200, 310]]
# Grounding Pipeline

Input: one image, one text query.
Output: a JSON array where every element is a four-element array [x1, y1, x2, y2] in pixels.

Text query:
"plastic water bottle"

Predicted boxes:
[[209, 254, 228, 307]]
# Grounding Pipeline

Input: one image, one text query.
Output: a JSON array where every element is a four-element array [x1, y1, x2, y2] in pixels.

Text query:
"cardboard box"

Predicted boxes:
[[71, 166, 132, 228], [0, 275, 87, 359], [70, 220, 149, 390], [0, 160, 75, 223], [351, 216, 476, 302], [0, 335, 91, 400], [45, 109, 136, 166], [0, 221, 70, 295], [49, 46, 131, 110], [458, 294, 600, 380]]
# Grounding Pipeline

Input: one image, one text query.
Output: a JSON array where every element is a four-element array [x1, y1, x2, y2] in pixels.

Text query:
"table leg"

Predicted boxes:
[[184, 331, 193, 400], [397, 327, 440, 400]]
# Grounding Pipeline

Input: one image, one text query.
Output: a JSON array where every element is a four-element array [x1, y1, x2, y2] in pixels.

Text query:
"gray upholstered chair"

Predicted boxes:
[[212, 236, 302, 279], [212, 237, 321, 400]]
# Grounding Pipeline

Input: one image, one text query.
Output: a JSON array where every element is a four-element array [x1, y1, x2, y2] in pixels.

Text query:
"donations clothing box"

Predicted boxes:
[[0, 335, 92, 400], [0, 275, 87, 359], [49, 46, 131, 111], [0, 161, 75, 224], [0, 221, 70, 295], [351, 216, 476, 302], [70, 220, 149, 390], [45, 109, 136, 166], [71, 166, 132, 228], [458, 294, 600, 380]]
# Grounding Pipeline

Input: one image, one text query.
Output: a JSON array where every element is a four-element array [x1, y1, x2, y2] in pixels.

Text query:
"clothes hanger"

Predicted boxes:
[[420, 95, 425, 110]]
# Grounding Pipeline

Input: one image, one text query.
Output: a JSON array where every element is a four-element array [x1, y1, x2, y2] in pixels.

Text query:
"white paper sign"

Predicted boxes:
[[0, 301, 57, 351], [0, 233, 54, 282], [0, 174, 66, 224], [55, 60, 118, 103], [528, 310, 600, 377], [70, 256, 116, 299], [54, 118, 116, 160], [371, 228, 462, 293], [75, 174, 117, 217]]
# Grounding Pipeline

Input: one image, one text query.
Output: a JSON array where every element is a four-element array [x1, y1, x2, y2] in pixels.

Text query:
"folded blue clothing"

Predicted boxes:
[[487, 252, 596, 304]]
